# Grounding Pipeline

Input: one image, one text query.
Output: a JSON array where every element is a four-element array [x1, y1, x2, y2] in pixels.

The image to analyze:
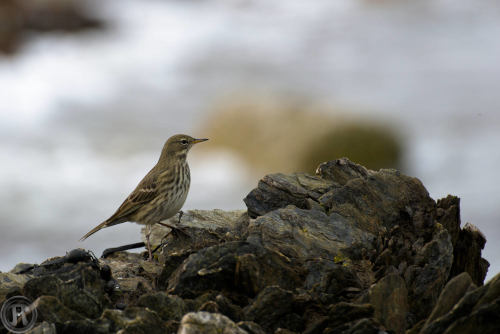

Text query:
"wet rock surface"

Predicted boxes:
[[1, 158, 495, 334]]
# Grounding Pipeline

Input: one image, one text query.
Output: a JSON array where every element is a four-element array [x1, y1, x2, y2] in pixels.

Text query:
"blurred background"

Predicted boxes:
[[0, 0, 499, 280]]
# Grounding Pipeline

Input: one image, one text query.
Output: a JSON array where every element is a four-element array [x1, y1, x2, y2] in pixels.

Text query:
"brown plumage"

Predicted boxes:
[[80, 134, 208, 260]]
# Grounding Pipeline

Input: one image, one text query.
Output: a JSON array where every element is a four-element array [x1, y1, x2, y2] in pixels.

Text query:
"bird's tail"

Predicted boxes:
[[80, 220, 116, 241]]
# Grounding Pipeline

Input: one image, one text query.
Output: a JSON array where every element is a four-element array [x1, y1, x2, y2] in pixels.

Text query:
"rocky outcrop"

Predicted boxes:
[[1, 158, 494, 334]]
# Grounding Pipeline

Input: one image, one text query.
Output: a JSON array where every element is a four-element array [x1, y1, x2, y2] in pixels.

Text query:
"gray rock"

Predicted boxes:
[[101, 307, 167, 334], [0, 271, 31, 301], [247, 206, 375, 262], [144, 209, 247, 256], [137, 292, 187, 321], [424, 272, 474, 326], [167, 241, 303, 298], [26, 321, 57, 334], [368, 274, 408, 334], [419, 271, 500, 334], [237, 321, 266, 334], [178, 311, 248, 334], [405, 226, 453, 320], [244, 173, 335, 218], [34, 295, 86, 323], [315, 158, 370, 185], [244, 286, 303, 333], [326, 302, 375, 330]]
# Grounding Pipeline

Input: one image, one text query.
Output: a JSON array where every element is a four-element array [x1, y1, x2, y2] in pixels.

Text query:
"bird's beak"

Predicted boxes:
[[192, 138, 209, 144]]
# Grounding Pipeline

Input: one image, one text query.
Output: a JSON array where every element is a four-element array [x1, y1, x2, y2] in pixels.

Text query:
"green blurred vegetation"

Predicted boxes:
[[300, 123, 402, 173], [201, 96, 403, 174]]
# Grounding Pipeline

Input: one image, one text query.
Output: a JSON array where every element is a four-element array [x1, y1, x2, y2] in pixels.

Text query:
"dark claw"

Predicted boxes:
[[101, 242, 146, 258]]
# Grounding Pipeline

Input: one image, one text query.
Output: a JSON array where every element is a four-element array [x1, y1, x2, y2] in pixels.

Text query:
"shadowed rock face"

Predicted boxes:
[[1, 158, 493, 334]]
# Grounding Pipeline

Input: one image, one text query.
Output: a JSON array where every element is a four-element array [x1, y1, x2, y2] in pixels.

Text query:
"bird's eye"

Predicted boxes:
[[180, 139, 188, 145]]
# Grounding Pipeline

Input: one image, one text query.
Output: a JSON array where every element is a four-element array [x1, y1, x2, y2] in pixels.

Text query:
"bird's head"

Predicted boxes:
[[161, 134, 208, 160]]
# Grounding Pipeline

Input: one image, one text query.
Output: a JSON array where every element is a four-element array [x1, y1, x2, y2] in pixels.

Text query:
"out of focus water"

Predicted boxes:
[[1, 0, 499, 280]]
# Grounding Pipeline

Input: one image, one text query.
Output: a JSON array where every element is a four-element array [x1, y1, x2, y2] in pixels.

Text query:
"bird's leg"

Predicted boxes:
[[146, 225, 153, 261], [158, 211, 190, 238]]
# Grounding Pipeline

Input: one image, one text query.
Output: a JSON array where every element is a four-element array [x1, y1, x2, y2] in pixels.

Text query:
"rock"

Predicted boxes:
[[1, 158, 494, 334], [420, 271, 500, 334], [315, 157, 370, 185], [246, 206, 374, 263], [405, 226, 454, 321], [424, 272, 475, 326], [137, 292, 187, 321], [167, 241, 303, 298], [178, 311, 248, 334], [146, 209, 246, 261], [244, 173, 335, 218], [304, 259, 364, 303], [22, 256, 109, 319], [101, 251, 162, 306], [237, 321, 266, 334], [436, 195, 461, 246], [449, 223, 489, 286], [26, 321, 57, 334], [318, 166, 436, 236], [368, 274, 408, 334], [436, 196, 490, 285], [324, 317, 382, 334], [101, 307, 167, 334], [0, 272, 31, 301], [244, 286, 303, 333], [34, 295, 86, 323]]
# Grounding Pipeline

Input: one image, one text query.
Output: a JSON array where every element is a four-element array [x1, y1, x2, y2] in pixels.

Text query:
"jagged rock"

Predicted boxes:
[[368, 274, 408, 334], [237, 321, 266, 334], [22, 254, 109, 319], [2, 158, 494, 334], [436, 196, 490, 285], [167, 241, 303, 298], [436, 195, 461, 246], [0, 272, 31, 301], [244, 286, 303, 333], [304, 259, 364, 303], [449, 223, 489, 286], [137, 292, 187, 321], [26, 321, 57, 334], [405, 226, 454, 321], [424, 272, 475, 326], [318, 167, 436, 236], [247, 206, 375, 262], [326, 302, 374, 330], [146, 210, 247, 258], [420, 271, 500, 334], [244, 173, 335, 218], [34, 295, 86, 323], [178, 312, 248, 334], [101, 251, 162, 306], [315, 158, 370, 185], [100, 307, 166, 334]]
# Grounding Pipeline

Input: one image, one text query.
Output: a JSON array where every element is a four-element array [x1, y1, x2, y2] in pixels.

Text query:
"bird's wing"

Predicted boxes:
[[107, 173, 159, 223], [80, 169, 159, 240]]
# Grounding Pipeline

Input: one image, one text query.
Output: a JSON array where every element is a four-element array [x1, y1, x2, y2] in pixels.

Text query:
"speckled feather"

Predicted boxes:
[[80, 134, 204, 241]]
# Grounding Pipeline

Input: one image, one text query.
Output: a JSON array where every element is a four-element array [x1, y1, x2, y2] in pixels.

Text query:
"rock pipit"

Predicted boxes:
[[80, 134, 208, 260]]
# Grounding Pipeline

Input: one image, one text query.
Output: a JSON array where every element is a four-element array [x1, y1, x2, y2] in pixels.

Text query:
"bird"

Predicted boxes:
[[80, 134, 208, 260]]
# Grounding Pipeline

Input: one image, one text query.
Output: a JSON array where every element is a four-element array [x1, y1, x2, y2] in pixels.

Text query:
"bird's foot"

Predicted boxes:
[[158, 222, 191, 238]]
